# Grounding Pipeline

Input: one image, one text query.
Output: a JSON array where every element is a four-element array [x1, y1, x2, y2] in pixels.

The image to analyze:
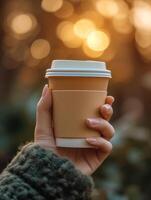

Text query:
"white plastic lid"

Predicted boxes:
[[45, 60, 111, 78]]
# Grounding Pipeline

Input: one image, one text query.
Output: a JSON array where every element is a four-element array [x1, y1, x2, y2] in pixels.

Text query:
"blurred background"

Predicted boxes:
[[0, 0, 151, 199]]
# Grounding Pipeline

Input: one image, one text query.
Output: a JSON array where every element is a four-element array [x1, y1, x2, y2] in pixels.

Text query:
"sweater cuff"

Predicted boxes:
[[6, 143, 94, 200]]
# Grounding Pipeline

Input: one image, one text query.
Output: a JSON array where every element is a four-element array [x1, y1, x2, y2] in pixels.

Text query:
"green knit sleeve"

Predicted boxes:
[[0, 143, 94, 200]]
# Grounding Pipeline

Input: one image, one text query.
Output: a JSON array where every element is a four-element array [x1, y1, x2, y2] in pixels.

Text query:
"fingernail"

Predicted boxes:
[[86, 138, 98, 144], [86, 118, 97, 126], [42, 85, 48, 97]]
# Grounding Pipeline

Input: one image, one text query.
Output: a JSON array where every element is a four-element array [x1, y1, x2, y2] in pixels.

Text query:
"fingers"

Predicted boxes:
[[85, 118, 115, 140], [86, 137, 112, 154], [86, 137, 113, 163], [42, 84, 48, 97], [35, 85, 55, 144], [99, 96, 114, 121], [105, 96, 114, 105], [100, 104, 113, 121]]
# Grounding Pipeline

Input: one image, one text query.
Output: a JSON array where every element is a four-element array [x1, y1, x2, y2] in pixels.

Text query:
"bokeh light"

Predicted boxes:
[[112, 0, 132, 34], [41, 0, 63, 13], [131, 1, 151, 32], [54, 0, 74, 19], [137, 45, 151, 62], [56, 21, 82, 48], [82, 42, 104, 58], [81, 10, 104, 27], [135, 31, 151, 49], [11, 14, 34, 34], [95, 0, 119, 18], [30, 39, 51, 59], [86, 30, 110, 51], [112, 14, 133, 34], [1, 1, 151, 199], [74, 18, 96, 39]]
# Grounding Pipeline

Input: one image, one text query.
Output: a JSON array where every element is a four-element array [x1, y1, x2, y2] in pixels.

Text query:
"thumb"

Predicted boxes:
[[34, 85, 55, 146]]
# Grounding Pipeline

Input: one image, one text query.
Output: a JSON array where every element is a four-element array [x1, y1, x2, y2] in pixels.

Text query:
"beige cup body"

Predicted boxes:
[[48, 77, 108, 90], [48, 77, 109, 148]]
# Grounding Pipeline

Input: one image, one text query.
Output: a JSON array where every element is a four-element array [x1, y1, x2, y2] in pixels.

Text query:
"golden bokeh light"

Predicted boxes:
[[56, 21, 82, 48], [131, 1, 151, 32], [81, 10, 104, 27], [135, 31, 151, 49], [112, 14, 133, 34], [11, 14, 33, 34], [30, 39, 51, 59], [63, 37, 82, 48], [111, 0, 132, 34], [56, 21, 75, 41], [74, 19, 96, 39], [115, 0, 129, 17], [41, 0, 63, 12], [82, 42, 104, 58], [95, 0, 119, 18], [86, 30, 110, 51], [54, 0, 74, 19], [137, 45, 151, 62]]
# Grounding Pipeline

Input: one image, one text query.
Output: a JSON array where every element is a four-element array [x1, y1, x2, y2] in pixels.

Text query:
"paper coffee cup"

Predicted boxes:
[[45, 60, 111, 148]]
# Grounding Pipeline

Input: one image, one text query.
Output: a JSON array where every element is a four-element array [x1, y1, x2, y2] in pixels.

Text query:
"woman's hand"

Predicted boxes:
[[34, 85, 115, 175]]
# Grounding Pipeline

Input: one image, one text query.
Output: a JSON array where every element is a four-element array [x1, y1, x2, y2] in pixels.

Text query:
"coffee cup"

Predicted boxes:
[[45, 60, 111, 148]]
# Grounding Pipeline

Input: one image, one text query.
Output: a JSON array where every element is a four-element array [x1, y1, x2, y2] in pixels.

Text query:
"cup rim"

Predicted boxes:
[[45, 60, 112, 78]]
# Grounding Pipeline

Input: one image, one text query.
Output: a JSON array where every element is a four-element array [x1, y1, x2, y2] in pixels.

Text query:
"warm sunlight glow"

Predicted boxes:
[[113, 14, 133, 34], [81, 10, 104, 27], [135, 31, 151, 49], [11, 14, 33, 34], [41, 0, 63, 12], [131, 1, 151, 32], [54, 0, 74, 19], [30, 39, 51, 59], [82, 42, 104, 58], [74, 19, 96, 39], [86, 30, 110, 51], [95, 0, 119, 18], [56, 21, 82, 48]]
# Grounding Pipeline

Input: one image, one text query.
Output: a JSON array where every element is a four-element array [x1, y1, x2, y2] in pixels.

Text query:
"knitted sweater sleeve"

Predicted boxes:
[[0, 143, 94, 200]]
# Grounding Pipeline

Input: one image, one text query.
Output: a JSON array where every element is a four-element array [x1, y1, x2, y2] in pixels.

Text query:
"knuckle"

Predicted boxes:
[[98, 117, 105, 123], [109, 107, 113, 115], [101, 104, 113, 120], [100, 118, 108, 128], [104, 122, 115, 138], [36, 99, 43, 112], [95, 119, 115, 140], [111, 126, 115, 136], [105, 142, 113, 153], [36, 101, 41, 110], [108, 125, 115, 138], [94, 118, 107, 131], [95, 118, 105, 129], [97, 118, 103, 124]]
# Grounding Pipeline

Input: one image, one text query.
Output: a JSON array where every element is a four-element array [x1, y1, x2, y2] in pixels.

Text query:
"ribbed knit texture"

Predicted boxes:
[[0, 143, 94, 200]]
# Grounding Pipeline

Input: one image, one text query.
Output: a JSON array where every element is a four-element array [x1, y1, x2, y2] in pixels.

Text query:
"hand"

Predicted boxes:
[[34, 85, 115, 175]]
